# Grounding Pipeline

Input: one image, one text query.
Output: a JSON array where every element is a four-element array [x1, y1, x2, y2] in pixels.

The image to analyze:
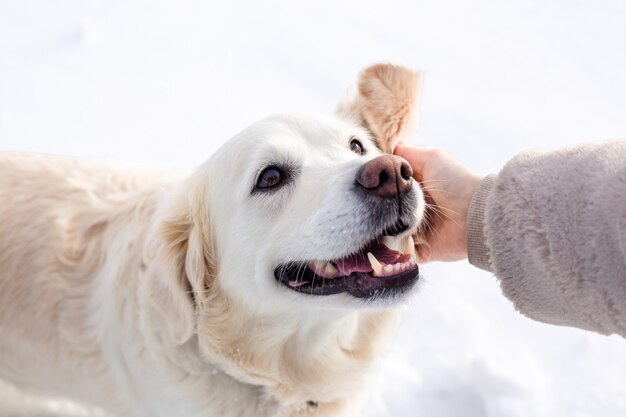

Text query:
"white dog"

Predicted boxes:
[[0, 64, 424, 417]]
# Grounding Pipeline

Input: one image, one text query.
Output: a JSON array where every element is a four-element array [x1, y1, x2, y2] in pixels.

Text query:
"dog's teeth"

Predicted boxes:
[[367, 252, 384, 276], [403, 235, 416, 256], [324, 262, 339, 277], [311, 261, 325, 271], [382, 236, 403, 252], [383, 264, 394, 274], [310, 261, 338, 278]]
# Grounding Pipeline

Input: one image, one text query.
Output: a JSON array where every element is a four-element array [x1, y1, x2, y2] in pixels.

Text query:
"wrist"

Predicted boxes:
[[460, 175, 484, 256], [466, 175, 496, 271]]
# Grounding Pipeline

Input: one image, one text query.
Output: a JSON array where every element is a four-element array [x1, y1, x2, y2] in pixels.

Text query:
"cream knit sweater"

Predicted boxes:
[[466, 140, 626, 336]]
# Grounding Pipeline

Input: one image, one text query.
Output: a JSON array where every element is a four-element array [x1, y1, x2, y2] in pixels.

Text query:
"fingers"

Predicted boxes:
[[415, 244, 432, 264], [413, 235, 433, 264], [393, 144, 430, 175]]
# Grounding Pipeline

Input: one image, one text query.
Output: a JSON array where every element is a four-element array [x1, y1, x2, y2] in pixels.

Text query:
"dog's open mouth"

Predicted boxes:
[[274, 233, 419, 299]]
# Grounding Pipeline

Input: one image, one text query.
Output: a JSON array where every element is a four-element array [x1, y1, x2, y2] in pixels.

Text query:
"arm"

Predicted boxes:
[[467, 141, 626, 336], [396, 141, 626, 336]]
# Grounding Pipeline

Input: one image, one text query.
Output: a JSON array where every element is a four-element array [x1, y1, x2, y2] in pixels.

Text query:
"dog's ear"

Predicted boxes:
[[336, 63, 422, 153], [146, 180, 215, 345]]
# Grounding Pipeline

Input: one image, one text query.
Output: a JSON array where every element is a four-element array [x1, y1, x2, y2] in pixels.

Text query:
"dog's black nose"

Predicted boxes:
[[357, 155, 413, 198]]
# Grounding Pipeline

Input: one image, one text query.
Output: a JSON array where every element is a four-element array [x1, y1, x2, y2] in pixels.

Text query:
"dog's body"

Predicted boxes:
[[0, 154, 175, 414], [0, 64, 423, 417]]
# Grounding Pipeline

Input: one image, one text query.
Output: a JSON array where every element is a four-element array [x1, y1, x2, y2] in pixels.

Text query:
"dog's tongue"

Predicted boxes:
[[335, 242, 403, 276]]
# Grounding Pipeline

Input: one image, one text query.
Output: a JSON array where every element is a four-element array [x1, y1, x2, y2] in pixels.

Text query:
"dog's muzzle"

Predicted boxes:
[[274, 155, 421, 301]]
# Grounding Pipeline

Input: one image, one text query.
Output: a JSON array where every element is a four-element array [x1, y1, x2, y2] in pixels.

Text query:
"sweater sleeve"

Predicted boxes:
[[466, 140, 626, 336]]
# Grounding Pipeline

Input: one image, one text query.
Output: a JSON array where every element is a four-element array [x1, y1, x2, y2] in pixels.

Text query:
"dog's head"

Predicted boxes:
[[146, 64, 423, 347]]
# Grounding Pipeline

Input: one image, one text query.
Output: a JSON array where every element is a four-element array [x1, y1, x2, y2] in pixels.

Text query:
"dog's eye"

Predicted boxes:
[[255, 166, 285, 190], [350, 138, 365, 155]]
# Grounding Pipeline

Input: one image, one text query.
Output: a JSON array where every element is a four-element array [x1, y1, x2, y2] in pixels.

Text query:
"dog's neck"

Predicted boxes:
[[141, 290, 401, 416]]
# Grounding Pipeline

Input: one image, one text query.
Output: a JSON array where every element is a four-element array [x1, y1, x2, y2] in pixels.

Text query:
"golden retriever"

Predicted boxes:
[[0, 63, 423, 417]]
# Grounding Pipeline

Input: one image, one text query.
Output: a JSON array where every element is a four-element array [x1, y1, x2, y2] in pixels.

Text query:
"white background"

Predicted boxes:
[[1, 1, 626, 416]]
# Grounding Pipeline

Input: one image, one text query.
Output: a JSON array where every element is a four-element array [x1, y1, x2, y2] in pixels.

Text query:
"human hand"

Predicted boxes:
[[394, 145, 483, 263]]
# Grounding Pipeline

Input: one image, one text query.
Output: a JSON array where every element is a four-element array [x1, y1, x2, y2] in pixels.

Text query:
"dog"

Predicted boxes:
[[0, 63, 424, 417]]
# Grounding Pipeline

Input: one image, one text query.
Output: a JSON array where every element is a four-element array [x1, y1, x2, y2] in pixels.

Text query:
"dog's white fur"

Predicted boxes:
[[0, 64, 423, 417]]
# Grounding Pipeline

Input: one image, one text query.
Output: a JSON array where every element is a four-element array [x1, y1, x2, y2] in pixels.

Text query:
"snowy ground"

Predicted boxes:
[[2, 1, 626, 416]]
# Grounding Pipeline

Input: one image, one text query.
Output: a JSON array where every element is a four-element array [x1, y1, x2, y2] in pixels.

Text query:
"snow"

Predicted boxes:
[[2, 1, 626, 416]]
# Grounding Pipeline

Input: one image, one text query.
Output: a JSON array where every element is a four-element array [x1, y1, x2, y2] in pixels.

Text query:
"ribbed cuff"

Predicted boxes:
[[466, 174, 496, 272]]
